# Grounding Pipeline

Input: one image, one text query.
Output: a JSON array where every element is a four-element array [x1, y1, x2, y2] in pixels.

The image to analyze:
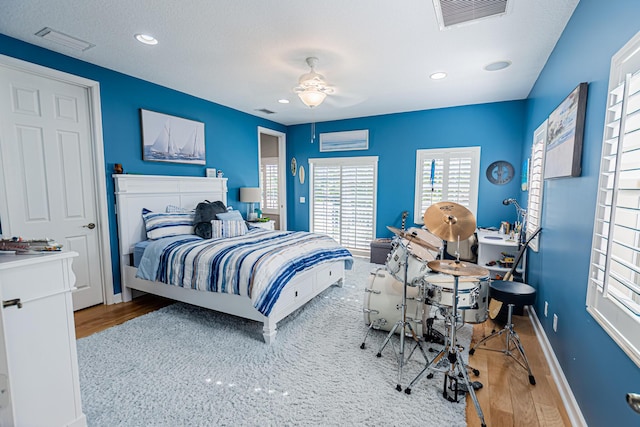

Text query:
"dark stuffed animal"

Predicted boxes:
[[193, 200, 227, 238]]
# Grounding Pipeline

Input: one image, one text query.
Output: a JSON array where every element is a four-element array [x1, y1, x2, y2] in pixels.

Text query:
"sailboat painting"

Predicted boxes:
[[141, 109, 206, 164]]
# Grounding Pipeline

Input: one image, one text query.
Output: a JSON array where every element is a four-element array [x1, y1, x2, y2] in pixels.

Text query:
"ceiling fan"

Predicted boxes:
[[293, 57, 334, 108]]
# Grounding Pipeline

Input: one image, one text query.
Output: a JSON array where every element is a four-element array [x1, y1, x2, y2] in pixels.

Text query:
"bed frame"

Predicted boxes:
[[113, 174, 345, 343]]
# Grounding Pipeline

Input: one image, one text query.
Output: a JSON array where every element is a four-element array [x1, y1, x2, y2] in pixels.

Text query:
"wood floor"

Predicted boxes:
[[74, 296, 572, 426]]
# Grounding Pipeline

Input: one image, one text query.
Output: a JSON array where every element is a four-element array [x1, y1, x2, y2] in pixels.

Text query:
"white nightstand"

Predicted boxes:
[[249, 220, 275, 231]]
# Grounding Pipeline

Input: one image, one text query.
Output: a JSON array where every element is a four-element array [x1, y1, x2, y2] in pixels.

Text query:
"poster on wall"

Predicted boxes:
[[140, 109, 206, 165], [544, 82, 588, 179]]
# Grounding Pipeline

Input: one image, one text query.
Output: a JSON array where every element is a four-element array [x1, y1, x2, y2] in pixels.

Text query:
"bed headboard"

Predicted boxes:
[[113, 174, 228, 260]]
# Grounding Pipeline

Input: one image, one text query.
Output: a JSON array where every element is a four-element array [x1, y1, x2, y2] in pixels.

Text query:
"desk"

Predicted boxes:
[[477, 229, 525, 279]]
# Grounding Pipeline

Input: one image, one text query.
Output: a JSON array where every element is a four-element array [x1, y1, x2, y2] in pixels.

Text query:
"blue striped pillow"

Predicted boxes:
[[210, 219, 248, 238], [142, 209, 195, 240]]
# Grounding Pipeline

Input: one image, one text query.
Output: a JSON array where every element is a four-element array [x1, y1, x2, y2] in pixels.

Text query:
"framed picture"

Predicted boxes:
[[544, 82, 588, 179], [319, 129, 369, 152], [141, 109, 205, 165]]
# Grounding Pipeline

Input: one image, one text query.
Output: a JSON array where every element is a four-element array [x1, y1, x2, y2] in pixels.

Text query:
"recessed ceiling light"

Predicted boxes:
[[135, 34, 158, 45], [430, 72, 447, 80], [278, 99, 290, 104], [484, 61, 512, 71]]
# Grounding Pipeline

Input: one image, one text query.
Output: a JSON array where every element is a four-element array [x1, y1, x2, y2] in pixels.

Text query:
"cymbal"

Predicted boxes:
[[386, 226, 440, 251], [423, 201, 476, 242], [427, 259, 489, 277]]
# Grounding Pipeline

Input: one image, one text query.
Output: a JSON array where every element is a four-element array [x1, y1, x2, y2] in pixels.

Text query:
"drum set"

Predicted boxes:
[[361, 201, 489, 427]]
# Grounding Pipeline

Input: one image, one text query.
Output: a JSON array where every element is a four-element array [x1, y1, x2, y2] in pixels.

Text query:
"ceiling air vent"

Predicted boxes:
[[255, 108, 276, 115], [433, 0, 509, 29], [35, 27, 94, 51]]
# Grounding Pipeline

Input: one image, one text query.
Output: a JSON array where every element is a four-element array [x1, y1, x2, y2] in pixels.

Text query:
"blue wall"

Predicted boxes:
[[0, 34, 286, 294], [523, 1, 640, 425], [286, 101, 527, 235]]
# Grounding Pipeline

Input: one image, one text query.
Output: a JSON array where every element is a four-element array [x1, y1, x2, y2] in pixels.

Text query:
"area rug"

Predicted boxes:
[[77, 258, 472, 426]]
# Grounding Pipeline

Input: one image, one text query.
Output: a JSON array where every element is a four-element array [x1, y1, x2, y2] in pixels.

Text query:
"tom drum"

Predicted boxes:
[[386, 228, 441, 285], [363, 268, 424, 336]]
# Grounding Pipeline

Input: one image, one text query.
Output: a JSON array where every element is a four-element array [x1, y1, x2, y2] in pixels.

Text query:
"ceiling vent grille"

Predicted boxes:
[[35, 27, 94, 51], [255, 108, 276, 115], [433, 0, 509, 29]]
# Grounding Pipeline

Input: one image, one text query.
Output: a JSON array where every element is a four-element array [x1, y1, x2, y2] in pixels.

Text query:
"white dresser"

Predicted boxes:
[[0, 252, 86, 427]]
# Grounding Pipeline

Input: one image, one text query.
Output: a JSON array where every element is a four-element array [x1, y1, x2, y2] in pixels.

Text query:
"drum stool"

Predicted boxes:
[[469, 280, 537, 385]]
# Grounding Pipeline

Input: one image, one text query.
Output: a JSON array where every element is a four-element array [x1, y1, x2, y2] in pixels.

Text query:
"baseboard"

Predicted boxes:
[[528, 307, 588, 427], [111, 293, 123, 304]]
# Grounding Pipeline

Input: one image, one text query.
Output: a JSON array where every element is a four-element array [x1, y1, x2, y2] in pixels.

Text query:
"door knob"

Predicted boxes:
[[83, 223, 96, 230]]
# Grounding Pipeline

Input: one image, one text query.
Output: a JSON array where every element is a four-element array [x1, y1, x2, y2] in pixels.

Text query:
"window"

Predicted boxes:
[[526, 121, 547, 251], [587, 32, 640, 367], [260, 157, 279, 213], [309, 156, 378, 257], [414, 147, 481, 224]]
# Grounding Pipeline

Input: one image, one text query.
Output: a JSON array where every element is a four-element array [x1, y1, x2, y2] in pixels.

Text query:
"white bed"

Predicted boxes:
[[114, 174, 348, 343]]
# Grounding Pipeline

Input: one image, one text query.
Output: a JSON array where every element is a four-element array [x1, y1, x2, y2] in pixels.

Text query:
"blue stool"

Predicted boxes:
[[469, 280, 536, 385]]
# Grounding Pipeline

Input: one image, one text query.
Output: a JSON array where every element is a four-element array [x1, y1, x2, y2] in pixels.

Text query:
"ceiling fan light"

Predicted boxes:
[[298, 90, 327, 108]]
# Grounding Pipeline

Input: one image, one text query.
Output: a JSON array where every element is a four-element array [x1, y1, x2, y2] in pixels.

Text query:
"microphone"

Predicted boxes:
[[502, 198, 515, 205]]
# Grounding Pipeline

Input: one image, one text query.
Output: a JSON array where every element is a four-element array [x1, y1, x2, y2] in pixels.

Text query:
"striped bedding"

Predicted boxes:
[[136, 227, 353, 316]]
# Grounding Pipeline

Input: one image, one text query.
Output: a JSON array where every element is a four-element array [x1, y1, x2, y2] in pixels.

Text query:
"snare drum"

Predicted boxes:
[[423, 273, 480, 310], [363, 268, 424, 336], [462, 278, 489, 324]]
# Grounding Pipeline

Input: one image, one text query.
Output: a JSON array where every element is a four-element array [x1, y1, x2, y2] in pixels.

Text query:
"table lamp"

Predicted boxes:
[[240, 187, 261, 220]]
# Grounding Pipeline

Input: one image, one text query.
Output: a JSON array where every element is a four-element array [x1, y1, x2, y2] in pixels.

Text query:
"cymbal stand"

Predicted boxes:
[[405, 250, 487, 427], [376, 241, 430, 391]]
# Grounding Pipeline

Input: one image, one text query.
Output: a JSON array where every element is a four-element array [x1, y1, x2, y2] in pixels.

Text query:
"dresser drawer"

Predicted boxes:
[[0, 261, 66, 303]]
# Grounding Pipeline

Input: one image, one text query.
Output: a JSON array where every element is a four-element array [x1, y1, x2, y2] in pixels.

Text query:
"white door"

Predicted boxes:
[[0, 65, 104, 310]]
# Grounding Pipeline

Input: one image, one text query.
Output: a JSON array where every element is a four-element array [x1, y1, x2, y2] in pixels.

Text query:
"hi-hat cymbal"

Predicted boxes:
[[427, 259, 489, 277], [423, 201, 476, 242], [386, 226, 440, 251]]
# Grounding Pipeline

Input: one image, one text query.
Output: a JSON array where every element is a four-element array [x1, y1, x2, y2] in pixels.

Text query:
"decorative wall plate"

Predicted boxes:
[[290, 157, 297, 176], [486, 160, 514, 185], [298, 165, 305, 184]]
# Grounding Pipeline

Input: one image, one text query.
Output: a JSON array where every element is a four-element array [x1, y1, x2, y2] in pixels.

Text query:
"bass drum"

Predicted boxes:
[[462, 278, 490, 324], [363, 268, 424, 336]]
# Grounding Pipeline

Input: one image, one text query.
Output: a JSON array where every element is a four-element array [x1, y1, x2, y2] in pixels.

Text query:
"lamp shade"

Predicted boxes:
[[239, 187, 261, 203]]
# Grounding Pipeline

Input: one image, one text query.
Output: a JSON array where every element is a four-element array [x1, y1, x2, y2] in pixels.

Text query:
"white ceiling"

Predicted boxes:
[[0, 0, 579, 126]]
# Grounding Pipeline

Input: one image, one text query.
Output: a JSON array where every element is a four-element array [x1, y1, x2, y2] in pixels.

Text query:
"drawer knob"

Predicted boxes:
[[2, 298, 22, 309]]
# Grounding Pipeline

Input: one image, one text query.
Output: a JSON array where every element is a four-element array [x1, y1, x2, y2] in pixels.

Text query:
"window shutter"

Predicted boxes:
[[526, 121, 547, 251], [310, 157, 378, 256], [260, 158, 279, 212], [414, 147, 480, 223], [588, 32, 640, 367]]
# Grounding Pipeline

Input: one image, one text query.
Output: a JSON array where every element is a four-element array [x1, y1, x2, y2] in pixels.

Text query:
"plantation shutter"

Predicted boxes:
[[309, 157, 378, 256], [260, 158, 279, 212], [526, 121, 547, 251], [414, 147, 480, 224], [588, 32, 640, 367]]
